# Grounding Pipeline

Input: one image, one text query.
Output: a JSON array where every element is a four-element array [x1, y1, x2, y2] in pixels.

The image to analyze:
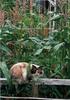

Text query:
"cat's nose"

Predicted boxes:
[[39, 71, 42, 74]]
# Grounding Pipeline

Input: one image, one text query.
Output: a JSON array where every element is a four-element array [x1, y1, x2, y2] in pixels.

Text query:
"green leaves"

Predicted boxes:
[[34, 48, 43, 56], [50, 14, 61, 21], [0, 0, 70, 98], [54, 42, 64, 52], [0, 62, 11, 84], [0, 44, 11, 55]]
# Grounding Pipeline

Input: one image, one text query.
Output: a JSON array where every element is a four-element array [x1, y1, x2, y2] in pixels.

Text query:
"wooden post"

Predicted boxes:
[[15, 0, 19, 10], [52, 0, 56, 30], [32, 82, 38, 97], [0, 10, 5, 27], [22, 0, 26, 14], [30, 0, 33, 13]]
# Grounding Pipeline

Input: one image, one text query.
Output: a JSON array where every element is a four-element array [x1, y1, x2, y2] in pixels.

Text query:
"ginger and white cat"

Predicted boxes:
[[10, 62, 44, 83]]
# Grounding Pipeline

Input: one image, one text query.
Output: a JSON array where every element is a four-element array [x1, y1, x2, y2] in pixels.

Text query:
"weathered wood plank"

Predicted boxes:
[[38, 78, 70, 86], [0, 96, 70, 100], [32, 83, 39, 97], [0, 78, 70, 99], [0, 78, 70, 86]]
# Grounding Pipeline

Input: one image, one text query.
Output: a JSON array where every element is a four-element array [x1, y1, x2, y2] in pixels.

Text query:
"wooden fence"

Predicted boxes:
[[0, 78, 70, 100], [0, 10, 5, 26]]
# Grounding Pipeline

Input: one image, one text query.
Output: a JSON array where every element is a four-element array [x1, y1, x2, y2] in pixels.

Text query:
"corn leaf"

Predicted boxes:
[[0, 62, 11, 84]]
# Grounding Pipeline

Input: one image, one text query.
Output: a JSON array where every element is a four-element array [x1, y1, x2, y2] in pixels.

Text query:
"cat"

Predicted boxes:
[[10, 62, 44, 84]]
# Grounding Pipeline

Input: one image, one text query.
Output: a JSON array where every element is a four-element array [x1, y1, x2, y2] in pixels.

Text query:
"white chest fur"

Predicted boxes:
[[22, 67, 27, 81]]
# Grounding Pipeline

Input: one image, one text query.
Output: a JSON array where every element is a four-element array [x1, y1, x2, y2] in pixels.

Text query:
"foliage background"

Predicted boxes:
[[0, 0, 70, 98]]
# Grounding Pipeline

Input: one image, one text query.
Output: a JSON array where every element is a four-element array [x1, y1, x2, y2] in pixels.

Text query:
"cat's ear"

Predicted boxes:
[[30, 64, 37, 74], [32, 64, 37, 69], [32, 64, 40, 69]]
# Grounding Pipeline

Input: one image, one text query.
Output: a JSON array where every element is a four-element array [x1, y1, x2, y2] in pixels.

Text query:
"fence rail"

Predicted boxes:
[[0, 78, 70, 99], [38, 78, 70, 86], [0, 96, 69, 100], [0, 78, 70, 85]]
